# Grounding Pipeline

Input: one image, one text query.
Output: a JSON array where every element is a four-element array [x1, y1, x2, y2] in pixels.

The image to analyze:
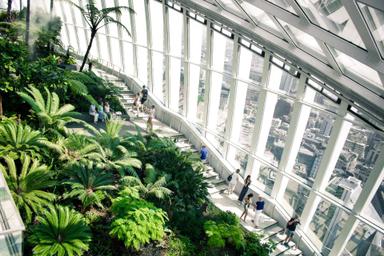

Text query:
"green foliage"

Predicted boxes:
[[0, 119, 60, 159], [110, 191, 168, 251], [204, 219, 245, 250], [29, 205, 92, 256], [63, 162, 116, 211], [34, 17, 63, 58], [18, 85, 82, 137], [242, 233, 276, 256], [167, 234, 196, 256], [95, 119, 142, 176], [120, 175, 172, 200], [0, 154, 56, 223]]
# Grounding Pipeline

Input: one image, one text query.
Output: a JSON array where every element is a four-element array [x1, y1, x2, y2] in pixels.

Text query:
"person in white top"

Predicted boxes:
[[147, 105, 155, 133], [89, 104, 98, 124], [227, 169, 241, 194]]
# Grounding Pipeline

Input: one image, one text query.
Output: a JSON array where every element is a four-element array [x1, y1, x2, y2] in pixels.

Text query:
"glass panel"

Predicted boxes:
[[217, 0, 243, 16], [358, 3, 384, 58], [137, 46, 148, 85], [278, 19, 327, 60], [267, 0, 297, 14], [196, 68, 207, 124], [264, 96, 295, 166], [152, 51, 165, 103], [134, 0, 147, 46], [283, 179, 310, 216], [326, 120, 384, 210], [169, 7, 183, 57], [122, 42, 134, 75], [239, 88, 260, 150], [295, 0, 365, 48], [241, 2, 283, 38], [308, 199, 349, 254], [363, 177, 384, 229], [332, 48, 382, 89], [76, 27, 88, 54], [345, 221, 384, 255], [150, 0, 164, 52], [293, 108, 336, 185], [216, 74, 232, 135], [206, 131, 225, 156], [305, 86, 339, 114], [97, 33, 110, 62], [110, 38, 122, 67], [104, 0, 118, 38], [179, 63, 185, 114], [256, 164, 277, 195], [118, 0, 132, 41]]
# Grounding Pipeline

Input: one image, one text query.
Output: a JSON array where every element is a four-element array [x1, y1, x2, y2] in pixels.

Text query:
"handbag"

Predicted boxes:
[[227, 173, 233, 182]]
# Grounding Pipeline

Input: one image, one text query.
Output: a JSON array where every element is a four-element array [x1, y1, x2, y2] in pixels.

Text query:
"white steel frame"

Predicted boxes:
[[36, 0, 384, 255]]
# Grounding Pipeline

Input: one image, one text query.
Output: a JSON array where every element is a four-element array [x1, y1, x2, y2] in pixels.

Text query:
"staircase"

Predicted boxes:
[[95, 69, 304, 256]]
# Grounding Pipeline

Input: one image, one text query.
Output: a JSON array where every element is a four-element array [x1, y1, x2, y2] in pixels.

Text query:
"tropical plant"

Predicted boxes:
[[18, 85, 82, 136], [110, 191, 168, 251], [242, 233, 276, 256], [167, 233, 196, 256], [64, 0, 133, 71], [29, 205, 92, 256], [56, 133, 103, 166], [63, 162, 116, 211], [120, 174, 172, 200], [95, 119, 141, 176], [204, 219, 245, 250], [0, 154, 56, 223], [0, 119, 59, 159], [34, 16, 63, 58]]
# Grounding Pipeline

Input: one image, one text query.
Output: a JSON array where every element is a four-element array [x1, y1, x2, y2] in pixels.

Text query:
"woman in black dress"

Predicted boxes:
[[238, 175, 251, 203]]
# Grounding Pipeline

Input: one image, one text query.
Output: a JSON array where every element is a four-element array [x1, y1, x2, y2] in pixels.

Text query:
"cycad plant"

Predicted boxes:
[[96, 120, 141, 176], [0, 154, 56, 223], [29, 205, 92, 256], [0, 119, 59, 159], [65, 0, 133, 71], [57, 133, 103, 166], [120, 173, 172, 200], [18, 85, 83, 137], [63, 162, 116, 212]]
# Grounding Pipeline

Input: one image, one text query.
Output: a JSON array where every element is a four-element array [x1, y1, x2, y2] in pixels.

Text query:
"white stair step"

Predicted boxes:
[[207, 184, 227, 194]]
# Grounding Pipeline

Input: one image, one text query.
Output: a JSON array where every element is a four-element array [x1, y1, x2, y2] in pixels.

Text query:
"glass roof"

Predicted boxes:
[[201, 0, 384, 99]]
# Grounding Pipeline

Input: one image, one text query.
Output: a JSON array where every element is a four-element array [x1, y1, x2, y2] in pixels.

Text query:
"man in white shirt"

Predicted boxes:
[[227, 169, 240, 194]]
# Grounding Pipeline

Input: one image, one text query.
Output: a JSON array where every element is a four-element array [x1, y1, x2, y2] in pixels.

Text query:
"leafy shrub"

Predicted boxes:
[[242, 233, 276, 256], [110, 191, 168, 251], [167, 234, 196, 256], [204, 219, 245, 250]]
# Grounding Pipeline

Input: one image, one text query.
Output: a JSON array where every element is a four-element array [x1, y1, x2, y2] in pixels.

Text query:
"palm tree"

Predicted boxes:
[[29, 205, 92, 256], [63, 162, 115, 211], [0, 119, 60, 159], [56, 133, 104, 166], [120, 175, 172, 200], [0, 154, 56, 223], [96, 120, 141, 176], [64, 0, 133, 71], [18, 85, 86, 137]]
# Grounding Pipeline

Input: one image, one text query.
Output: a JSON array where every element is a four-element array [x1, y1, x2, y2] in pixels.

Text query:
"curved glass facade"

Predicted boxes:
[[29, 1, 384, 255]]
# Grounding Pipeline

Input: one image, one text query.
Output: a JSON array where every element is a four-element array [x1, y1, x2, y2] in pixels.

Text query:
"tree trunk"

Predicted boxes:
[[0, 94, 3, 116], [80, 30, 96, 72], [7, 0, 12, 21], [25, 0, 30, 46], [50, 0, 54, 18]]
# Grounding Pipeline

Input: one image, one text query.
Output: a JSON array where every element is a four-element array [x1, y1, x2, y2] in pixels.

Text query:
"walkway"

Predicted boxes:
[[94, 69, 303, 256]]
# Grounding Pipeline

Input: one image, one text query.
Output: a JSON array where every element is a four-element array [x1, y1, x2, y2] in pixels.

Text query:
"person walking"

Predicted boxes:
[[140, 85, 148, 111], [282, 215, 300, 246], [200, 145, 208, 163], [252, 196, 265, 228], [226, 169, 240, 194], [133, 92, 141, 117], [238, 175, 251, 203], [240, 193, 254, 222], [146, 105, 155, 133]]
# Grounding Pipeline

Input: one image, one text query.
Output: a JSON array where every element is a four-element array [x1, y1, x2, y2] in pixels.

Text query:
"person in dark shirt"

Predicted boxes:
[[283, 215, 300, 246], [140, 85, 148, 110], [200, 145, 208, 163], [238, 175, 251, 203]]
